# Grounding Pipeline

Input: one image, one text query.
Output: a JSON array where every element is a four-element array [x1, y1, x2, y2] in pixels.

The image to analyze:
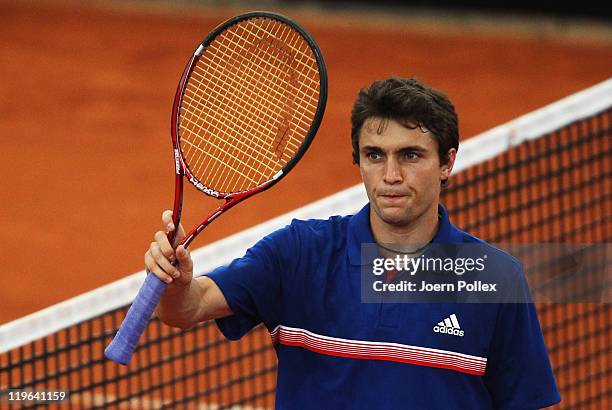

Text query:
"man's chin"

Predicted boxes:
[[378, 208, 410, 225]]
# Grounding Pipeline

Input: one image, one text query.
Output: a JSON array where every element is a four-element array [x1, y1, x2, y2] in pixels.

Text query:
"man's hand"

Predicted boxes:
[[145, 210, 232, 328], [144, 210, 193, 286]]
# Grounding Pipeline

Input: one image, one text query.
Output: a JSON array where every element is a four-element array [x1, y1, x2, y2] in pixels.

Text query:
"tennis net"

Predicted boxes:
[[1, 79, 610, 409]]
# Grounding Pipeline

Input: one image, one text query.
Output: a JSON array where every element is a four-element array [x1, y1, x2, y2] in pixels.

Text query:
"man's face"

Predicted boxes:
[[358, 117, 454, 229]]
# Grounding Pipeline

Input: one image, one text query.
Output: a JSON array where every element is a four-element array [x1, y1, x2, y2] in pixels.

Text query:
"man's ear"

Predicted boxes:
[[441, 148, 457, 181]]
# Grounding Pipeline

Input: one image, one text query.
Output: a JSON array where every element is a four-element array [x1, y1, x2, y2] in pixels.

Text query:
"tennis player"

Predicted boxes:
[[146, 77, 561, 409]]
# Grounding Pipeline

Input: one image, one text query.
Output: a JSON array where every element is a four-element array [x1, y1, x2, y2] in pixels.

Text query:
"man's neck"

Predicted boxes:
[[370, 204, 440, 250]]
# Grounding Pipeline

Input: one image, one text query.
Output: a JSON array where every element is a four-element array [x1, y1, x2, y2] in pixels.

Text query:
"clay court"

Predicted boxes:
[[0, 1, 611, 408]]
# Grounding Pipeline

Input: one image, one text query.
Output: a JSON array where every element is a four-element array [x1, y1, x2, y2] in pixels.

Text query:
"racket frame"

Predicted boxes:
[[170, 11, 328, 248]]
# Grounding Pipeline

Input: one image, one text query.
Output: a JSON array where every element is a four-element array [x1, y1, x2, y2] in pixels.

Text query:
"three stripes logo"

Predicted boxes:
[[433, 314, 464, 337]]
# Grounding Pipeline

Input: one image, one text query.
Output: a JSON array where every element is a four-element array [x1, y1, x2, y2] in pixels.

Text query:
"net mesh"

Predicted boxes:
[[442, 107, 611, 409], [180, 16, 321, 194], [1, 84, 610, 409]]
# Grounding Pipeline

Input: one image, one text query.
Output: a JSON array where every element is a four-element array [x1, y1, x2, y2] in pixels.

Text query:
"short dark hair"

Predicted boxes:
[[350, 77, 459, 168]]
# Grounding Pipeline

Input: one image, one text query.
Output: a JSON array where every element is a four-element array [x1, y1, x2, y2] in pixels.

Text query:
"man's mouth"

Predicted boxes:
[[378, 193, 407, 202], [378, 191, 407, 197]]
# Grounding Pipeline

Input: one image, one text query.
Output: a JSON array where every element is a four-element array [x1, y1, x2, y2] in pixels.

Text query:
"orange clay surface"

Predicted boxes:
[[1, 1, 611, 323]]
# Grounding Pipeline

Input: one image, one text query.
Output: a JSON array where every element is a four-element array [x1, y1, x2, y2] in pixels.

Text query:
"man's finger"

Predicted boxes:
[[162, 210, 174, 232], [150, 242, 179, 278], [161, 209, 186, 245], [144, 250, 174, 284], [176, 245, 193, 272], [154, 230, 175, 261]]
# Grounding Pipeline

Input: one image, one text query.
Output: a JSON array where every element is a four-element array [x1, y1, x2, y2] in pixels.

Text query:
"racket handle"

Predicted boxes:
[[104, 272, 167, 365]]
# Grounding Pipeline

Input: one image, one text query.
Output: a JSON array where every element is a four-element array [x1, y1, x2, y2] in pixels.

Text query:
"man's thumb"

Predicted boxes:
[[176, 245, 193, 271]]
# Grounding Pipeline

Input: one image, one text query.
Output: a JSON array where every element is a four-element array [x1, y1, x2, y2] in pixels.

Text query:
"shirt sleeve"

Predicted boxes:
[[484, 265, 561, 409], [204, 224, 296, 340]]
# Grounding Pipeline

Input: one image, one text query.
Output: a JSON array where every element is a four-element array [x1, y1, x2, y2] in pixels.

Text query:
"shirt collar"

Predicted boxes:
[[347, 202, 459, 266]]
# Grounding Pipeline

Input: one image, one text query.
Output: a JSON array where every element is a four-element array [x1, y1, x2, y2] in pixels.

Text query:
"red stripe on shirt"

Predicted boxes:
[[270, 325, 487, 376]]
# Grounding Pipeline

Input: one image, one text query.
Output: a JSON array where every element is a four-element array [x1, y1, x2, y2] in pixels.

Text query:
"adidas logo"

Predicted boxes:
[[433, 314, 464, 337]]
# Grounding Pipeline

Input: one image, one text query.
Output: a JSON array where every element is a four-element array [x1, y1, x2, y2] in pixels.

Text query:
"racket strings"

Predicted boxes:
[[185, 69, 301, 157], [242, 20, 321, 89], [213, 33, 320, 112], [181, 93, 283, 173], [206, 20, 319, 181], [178, 17, 321, 194], [184, 58, 291, 185], [191, 58, 315, 136], [189, 24, 309, 169]]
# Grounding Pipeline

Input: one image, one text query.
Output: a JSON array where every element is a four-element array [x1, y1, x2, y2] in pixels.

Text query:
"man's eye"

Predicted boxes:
[[404, 152, 420, 160], [366, 152, 382, 160]]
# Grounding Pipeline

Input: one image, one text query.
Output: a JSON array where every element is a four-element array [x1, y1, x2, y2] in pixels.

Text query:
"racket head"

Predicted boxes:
[[171, 11, 327, 199]]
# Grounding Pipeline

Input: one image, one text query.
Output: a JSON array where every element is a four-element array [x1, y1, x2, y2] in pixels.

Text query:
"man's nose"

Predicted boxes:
[[383, 157, 403, 184]]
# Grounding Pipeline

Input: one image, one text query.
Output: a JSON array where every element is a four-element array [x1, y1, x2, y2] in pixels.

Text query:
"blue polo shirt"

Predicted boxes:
[[206, 204, 560, 409]]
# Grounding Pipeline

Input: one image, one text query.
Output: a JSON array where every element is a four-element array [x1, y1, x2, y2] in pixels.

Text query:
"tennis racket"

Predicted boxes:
[[105, 11, 327, 365]]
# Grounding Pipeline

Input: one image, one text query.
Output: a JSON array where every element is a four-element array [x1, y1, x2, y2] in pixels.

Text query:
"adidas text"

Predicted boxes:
[[433, 326, 464, 337]]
